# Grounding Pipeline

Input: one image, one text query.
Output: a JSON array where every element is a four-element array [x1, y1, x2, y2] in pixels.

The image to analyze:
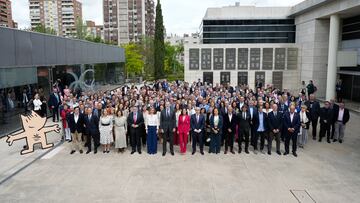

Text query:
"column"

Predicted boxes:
[[326, 14, 340, 101]]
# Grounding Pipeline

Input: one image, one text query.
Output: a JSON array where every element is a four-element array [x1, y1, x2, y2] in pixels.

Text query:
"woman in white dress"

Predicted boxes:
[[114, 110, 127, 153], [99, 110, 114, 153]]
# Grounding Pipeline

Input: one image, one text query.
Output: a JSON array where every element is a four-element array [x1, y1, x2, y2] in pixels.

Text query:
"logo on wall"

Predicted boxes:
[[68, 69, 95, 91], [6, 111, 61, 155]]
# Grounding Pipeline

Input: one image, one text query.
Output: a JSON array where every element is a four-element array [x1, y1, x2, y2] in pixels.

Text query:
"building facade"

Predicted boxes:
[[185, 0, 360, 102], [0, 0, 16, 28], [29, 0, 82, 38], [103, 0, 155, 45], [86, 20, 105, 40], [0, 27, 125, 136]]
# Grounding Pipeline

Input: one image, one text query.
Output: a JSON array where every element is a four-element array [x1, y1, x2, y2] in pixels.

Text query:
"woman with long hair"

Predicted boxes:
[[178, 108, 190, 154]]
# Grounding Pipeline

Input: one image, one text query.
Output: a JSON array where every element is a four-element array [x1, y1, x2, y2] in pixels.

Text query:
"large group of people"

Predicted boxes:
[[29, 79, 351, 157]]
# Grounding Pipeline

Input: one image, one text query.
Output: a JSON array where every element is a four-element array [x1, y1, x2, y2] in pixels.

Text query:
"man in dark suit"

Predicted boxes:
[[190, 107, 205, 155], [268, 104, 283, 155], [283, 105, 301, 157], [48, 88, 61, 122], [84, 107, 100, 154], [238, 104, 251, 154], [333, 102, 350, 143], [248, 100, 257, 147], [223, 106, 237, 154], [330, 100, 339, 139], [319, 101, 334, 143], [278, 100, 288, 142], [160, 101, 176, 156], [305, 94, 320, 140], [68, 107, 85, 154], [127, 105, 144, 154], [253, 105, 268, 154]]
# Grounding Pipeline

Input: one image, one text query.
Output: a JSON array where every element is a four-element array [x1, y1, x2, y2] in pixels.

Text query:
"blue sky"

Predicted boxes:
[[13, 0, 305, 35]]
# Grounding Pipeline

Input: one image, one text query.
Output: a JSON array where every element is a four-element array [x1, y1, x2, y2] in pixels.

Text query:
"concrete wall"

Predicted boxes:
[[0, 27, 125, 68], [184, 43, 300, 93]]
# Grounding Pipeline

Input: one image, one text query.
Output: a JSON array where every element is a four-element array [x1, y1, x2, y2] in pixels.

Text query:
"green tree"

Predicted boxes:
[[140, 36, 155, 80], [32, 24, 57, 35], [154, 0, 165, 79], [124, 43, 144, 77], [75, 18, 88, 40]]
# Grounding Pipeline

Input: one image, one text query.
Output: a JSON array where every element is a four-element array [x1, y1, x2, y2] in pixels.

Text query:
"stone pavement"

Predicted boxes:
[[0, 112, 359, 203]]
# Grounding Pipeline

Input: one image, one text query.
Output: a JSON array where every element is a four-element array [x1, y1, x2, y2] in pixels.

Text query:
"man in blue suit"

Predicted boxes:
[[283, 105, 301, 157], [190, 107, 205, 155]]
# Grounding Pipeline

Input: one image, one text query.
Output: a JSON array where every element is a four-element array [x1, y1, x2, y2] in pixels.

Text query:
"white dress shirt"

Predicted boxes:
[[33, 99, 42, 111], [337, 109, 344, 121], [146, 114, 159, 130]]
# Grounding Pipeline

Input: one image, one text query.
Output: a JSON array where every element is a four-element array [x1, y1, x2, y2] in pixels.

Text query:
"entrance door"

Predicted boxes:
[[272, 72, 283, 90], [220, 72, 231, 85], [238, 72, 248, 86], [203, 72, 213, 85], [255, 71, 265, 88]]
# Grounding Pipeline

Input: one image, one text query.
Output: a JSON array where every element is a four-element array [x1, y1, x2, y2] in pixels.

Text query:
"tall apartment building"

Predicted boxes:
[[103, 0, 155, 45], [29, 0, 82, 38], [0, 0, 16, 28], [86, 20, 105, 41]]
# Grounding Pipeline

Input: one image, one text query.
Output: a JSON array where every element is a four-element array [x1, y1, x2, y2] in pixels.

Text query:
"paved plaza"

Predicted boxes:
[[0, 111, 359, 203]]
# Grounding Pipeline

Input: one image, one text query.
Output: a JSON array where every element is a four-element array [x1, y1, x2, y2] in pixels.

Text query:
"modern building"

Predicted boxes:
[[29, 0, 82, 38], [86, 20, 105, 41], [0, 0, 16, 28], [0, 26, 125, 136], [184, 0, 360, 102], [103, 0, 155, 45]]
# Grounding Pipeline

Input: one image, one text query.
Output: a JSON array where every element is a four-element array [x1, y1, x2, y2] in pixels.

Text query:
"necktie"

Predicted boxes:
[[197, 115, 199, 123], [133, 113, 137, 124], [243, 112, 245, 120], [88, 115, 91, 121], [274, 112, 277, 117], [167, 109, 170, 117]]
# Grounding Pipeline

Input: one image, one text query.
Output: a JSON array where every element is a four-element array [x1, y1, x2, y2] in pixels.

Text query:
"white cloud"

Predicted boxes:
[[13, 0, 305, 33]]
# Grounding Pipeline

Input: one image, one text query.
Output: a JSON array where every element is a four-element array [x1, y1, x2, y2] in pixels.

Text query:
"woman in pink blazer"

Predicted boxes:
[[178, 108, 190, 154]]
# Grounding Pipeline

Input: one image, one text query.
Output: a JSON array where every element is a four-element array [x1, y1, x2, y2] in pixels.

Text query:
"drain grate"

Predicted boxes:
[[290, 190, 316, 203]]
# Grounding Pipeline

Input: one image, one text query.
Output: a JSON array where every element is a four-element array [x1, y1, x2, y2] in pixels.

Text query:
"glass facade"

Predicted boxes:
[[202, 19, 296, 44], [0, 63, 125, 137]]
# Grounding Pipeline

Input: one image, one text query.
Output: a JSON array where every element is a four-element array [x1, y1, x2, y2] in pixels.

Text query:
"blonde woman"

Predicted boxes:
[[298, 105, 310, 148], [99, 110, 114, 153]]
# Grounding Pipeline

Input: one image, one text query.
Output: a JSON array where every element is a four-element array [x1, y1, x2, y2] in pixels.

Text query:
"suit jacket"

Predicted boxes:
[[253, 111, 269, 132], [190, 114, 205, 132], [127, 111, 145, 130], [320, 107, 333, 125], [223, 113, 237, 134], [178, 115, 190, 133], [160, 108, 176, 131], [284, 112, 301, 135], [67, 113, 85, 133], [278, 103, 288, 114], [304, 100, 320, 120], [84, 113, 100, 136], [268, 111, 283, 132], [48, 93, 61, 108], [333, 108, 350, 125], [210, 115, 223, 135], [238, 111, 251, 130]]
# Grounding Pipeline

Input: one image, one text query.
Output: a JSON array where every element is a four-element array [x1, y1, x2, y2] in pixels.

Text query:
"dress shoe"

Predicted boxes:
[[200, 151, 204, 155], [293, 152, 298, 157], [86, 150, 91, 154], [283, 152, 289, 155], [253, 150, 258, 155], [230, 150, 235, 154], [107, 150, 110, 153], [162, 152, 166, 156], [268, 151, 271, 155], [339, 140, 343, 143], [238, 149, 242, 154], [94, 150, 97, 154], [171, 152, 174, 156], [70, 150, 75, 154], [138, 151, 142, 154], [192, 151, 195, 155], [245, 150, 249, 154], [313, 137, 316, 140], [333, 139, 338, 142], [103, 151, 106, 153], [224, 151, 227, 154], [79, 150, 83, 154], [131, 151, 136, 155], [276, 151, 281, 155], [318, 139, 322, 142], [327, 140, 331, 143]]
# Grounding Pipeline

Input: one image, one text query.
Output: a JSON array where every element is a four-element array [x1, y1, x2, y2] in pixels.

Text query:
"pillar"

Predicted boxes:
[[326, 14, 340, 101]]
